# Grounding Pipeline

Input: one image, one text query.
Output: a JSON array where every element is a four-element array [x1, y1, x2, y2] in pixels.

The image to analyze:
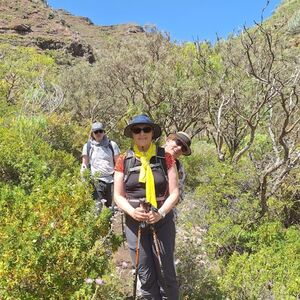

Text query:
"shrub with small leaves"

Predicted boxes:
[[0, 116, 122, 299]]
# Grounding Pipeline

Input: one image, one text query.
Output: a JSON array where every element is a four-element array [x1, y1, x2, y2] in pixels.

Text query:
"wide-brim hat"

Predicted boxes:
[[168, 131, 192, 156], [124, 114, 162, 139]]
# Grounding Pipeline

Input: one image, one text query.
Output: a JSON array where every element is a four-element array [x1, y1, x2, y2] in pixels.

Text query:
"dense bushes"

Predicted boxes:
[[221, 222, 300, 299], [0, 116, 122, 299], [176, 142, 300, 299], [0, 44, 58, 110]]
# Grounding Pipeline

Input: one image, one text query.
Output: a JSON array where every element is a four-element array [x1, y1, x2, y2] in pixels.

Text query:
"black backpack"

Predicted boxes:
[[123, 146, 168, 183], [86, 140, 115, 169]]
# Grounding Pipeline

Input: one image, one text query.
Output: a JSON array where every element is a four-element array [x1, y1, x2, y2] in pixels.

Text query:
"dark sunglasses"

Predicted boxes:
[[175, 139, 187, 152], [131, 126, 152, 134], [93, 130, 104, 134]]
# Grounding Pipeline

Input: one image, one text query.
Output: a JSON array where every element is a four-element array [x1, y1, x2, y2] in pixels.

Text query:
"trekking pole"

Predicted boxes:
[[133, 223, 141, 300], [150, 224, 169, 300], [138, 198, 169, 299]]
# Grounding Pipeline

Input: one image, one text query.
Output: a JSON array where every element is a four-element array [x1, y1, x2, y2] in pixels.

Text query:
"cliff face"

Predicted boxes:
[[0, 0, 145, 63]]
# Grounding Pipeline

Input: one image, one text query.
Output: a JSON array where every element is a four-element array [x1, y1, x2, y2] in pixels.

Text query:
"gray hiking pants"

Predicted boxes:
[[125, 211, 179, 300]]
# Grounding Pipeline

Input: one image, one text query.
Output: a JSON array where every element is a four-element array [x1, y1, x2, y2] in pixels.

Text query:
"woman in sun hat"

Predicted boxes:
[[114, 114, 180, 299], [164, 131, 192, 204], [166, 131, 192, 157]]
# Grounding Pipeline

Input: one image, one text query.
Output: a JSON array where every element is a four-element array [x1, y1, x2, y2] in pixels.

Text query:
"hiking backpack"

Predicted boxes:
[[86, 140, 115, 169], [123, 146, 168, 183]]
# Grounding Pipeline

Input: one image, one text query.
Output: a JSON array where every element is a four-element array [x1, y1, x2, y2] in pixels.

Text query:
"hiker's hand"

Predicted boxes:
[[147, 211, 162, 224], [131, 207, 148, 222], [80, 164, 88, 181], [80, 164, 87, 174]]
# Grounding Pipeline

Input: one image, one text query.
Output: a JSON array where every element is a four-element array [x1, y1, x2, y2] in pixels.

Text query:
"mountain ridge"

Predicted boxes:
[[0, 0, 146, 63], [1, 0, 300, 64]]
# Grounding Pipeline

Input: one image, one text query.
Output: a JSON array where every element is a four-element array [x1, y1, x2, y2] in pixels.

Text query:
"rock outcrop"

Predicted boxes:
[[0, 0, 145, 64]]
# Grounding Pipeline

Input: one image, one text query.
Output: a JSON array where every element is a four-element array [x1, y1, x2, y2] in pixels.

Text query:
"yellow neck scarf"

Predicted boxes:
[[133, 142, 157, 208]]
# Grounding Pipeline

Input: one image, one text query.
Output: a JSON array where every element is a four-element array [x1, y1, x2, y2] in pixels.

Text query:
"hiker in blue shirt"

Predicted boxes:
[[81, 122, 120, 214]]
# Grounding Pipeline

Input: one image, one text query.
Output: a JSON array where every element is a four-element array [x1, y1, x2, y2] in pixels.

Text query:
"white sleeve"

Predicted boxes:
[[111, 141, 120, 155], [82, 143, 88, 156]]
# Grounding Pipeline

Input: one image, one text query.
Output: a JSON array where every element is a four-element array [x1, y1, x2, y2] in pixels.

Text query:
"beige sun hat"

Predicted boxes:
[[167, 131, 192, 156]]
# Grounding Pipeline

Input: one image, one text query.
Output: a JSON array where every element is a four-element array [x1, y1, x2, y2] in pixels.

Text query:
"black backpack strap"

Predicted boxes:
[[157, 146, 170, 198], [123, 149, 136, 183], [175, 159, 180, 170], [108, 140, 115, 166], [86, 140, 93, 169], [123, 147, 168, 183], [156, 146, 168, 182]]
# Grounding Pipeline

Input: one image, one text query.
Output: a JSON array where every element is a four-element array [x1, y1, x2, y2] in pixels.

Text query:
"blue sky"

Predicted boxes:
[[47, 0, 281, 43]]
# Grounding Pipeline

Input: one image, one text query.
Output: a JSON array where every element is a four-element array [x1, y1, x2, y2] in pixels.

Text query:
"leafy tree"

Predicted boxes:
[[194, 22, 300, 217]]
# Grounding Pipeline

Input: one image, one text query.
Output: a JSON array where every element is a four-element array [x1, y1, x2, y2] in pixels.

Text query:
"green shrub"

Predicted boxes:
[[176, 203, 223, 299], [0, 116, 122, 299], [220, 223, 300, 299], [177, 141, 299, 299], [0, 44, 57, 109]]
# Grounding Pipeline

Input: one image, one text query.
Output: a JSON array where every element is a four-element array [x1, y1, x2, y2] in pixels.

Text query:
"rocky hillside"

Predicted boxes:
[[265, 0, 300, 48], [1, 0, 300, 64], [0, 0, 145, 64]]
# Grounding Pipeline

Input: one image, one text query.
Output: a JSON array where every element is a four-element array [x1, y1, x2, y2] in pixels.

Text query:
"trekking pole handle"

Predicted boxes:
[[138, 198, 159, 228], [138, 198, 158, 213]]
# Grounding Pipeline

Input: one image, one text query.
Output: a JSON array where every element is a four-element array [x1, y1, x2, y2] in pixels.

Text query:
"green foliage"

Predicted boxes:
[[177, 141, 299, 299], [176, 209, 223, 299], [199, 41, 224, 77], [195, 151, 258, 227], [241, 133, 273, 162], [76, 271, 127, 300], [288, 9, 300, 34], [183, 141, 218, 189], [0, 116, 123, 299], [174, 42, 203, 78], [1, 3, 299, 298], [220, 223, 300, 299], [40, 113, 84, 159], [0, 44, 59, 118], [276, 169, 300, 226]]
